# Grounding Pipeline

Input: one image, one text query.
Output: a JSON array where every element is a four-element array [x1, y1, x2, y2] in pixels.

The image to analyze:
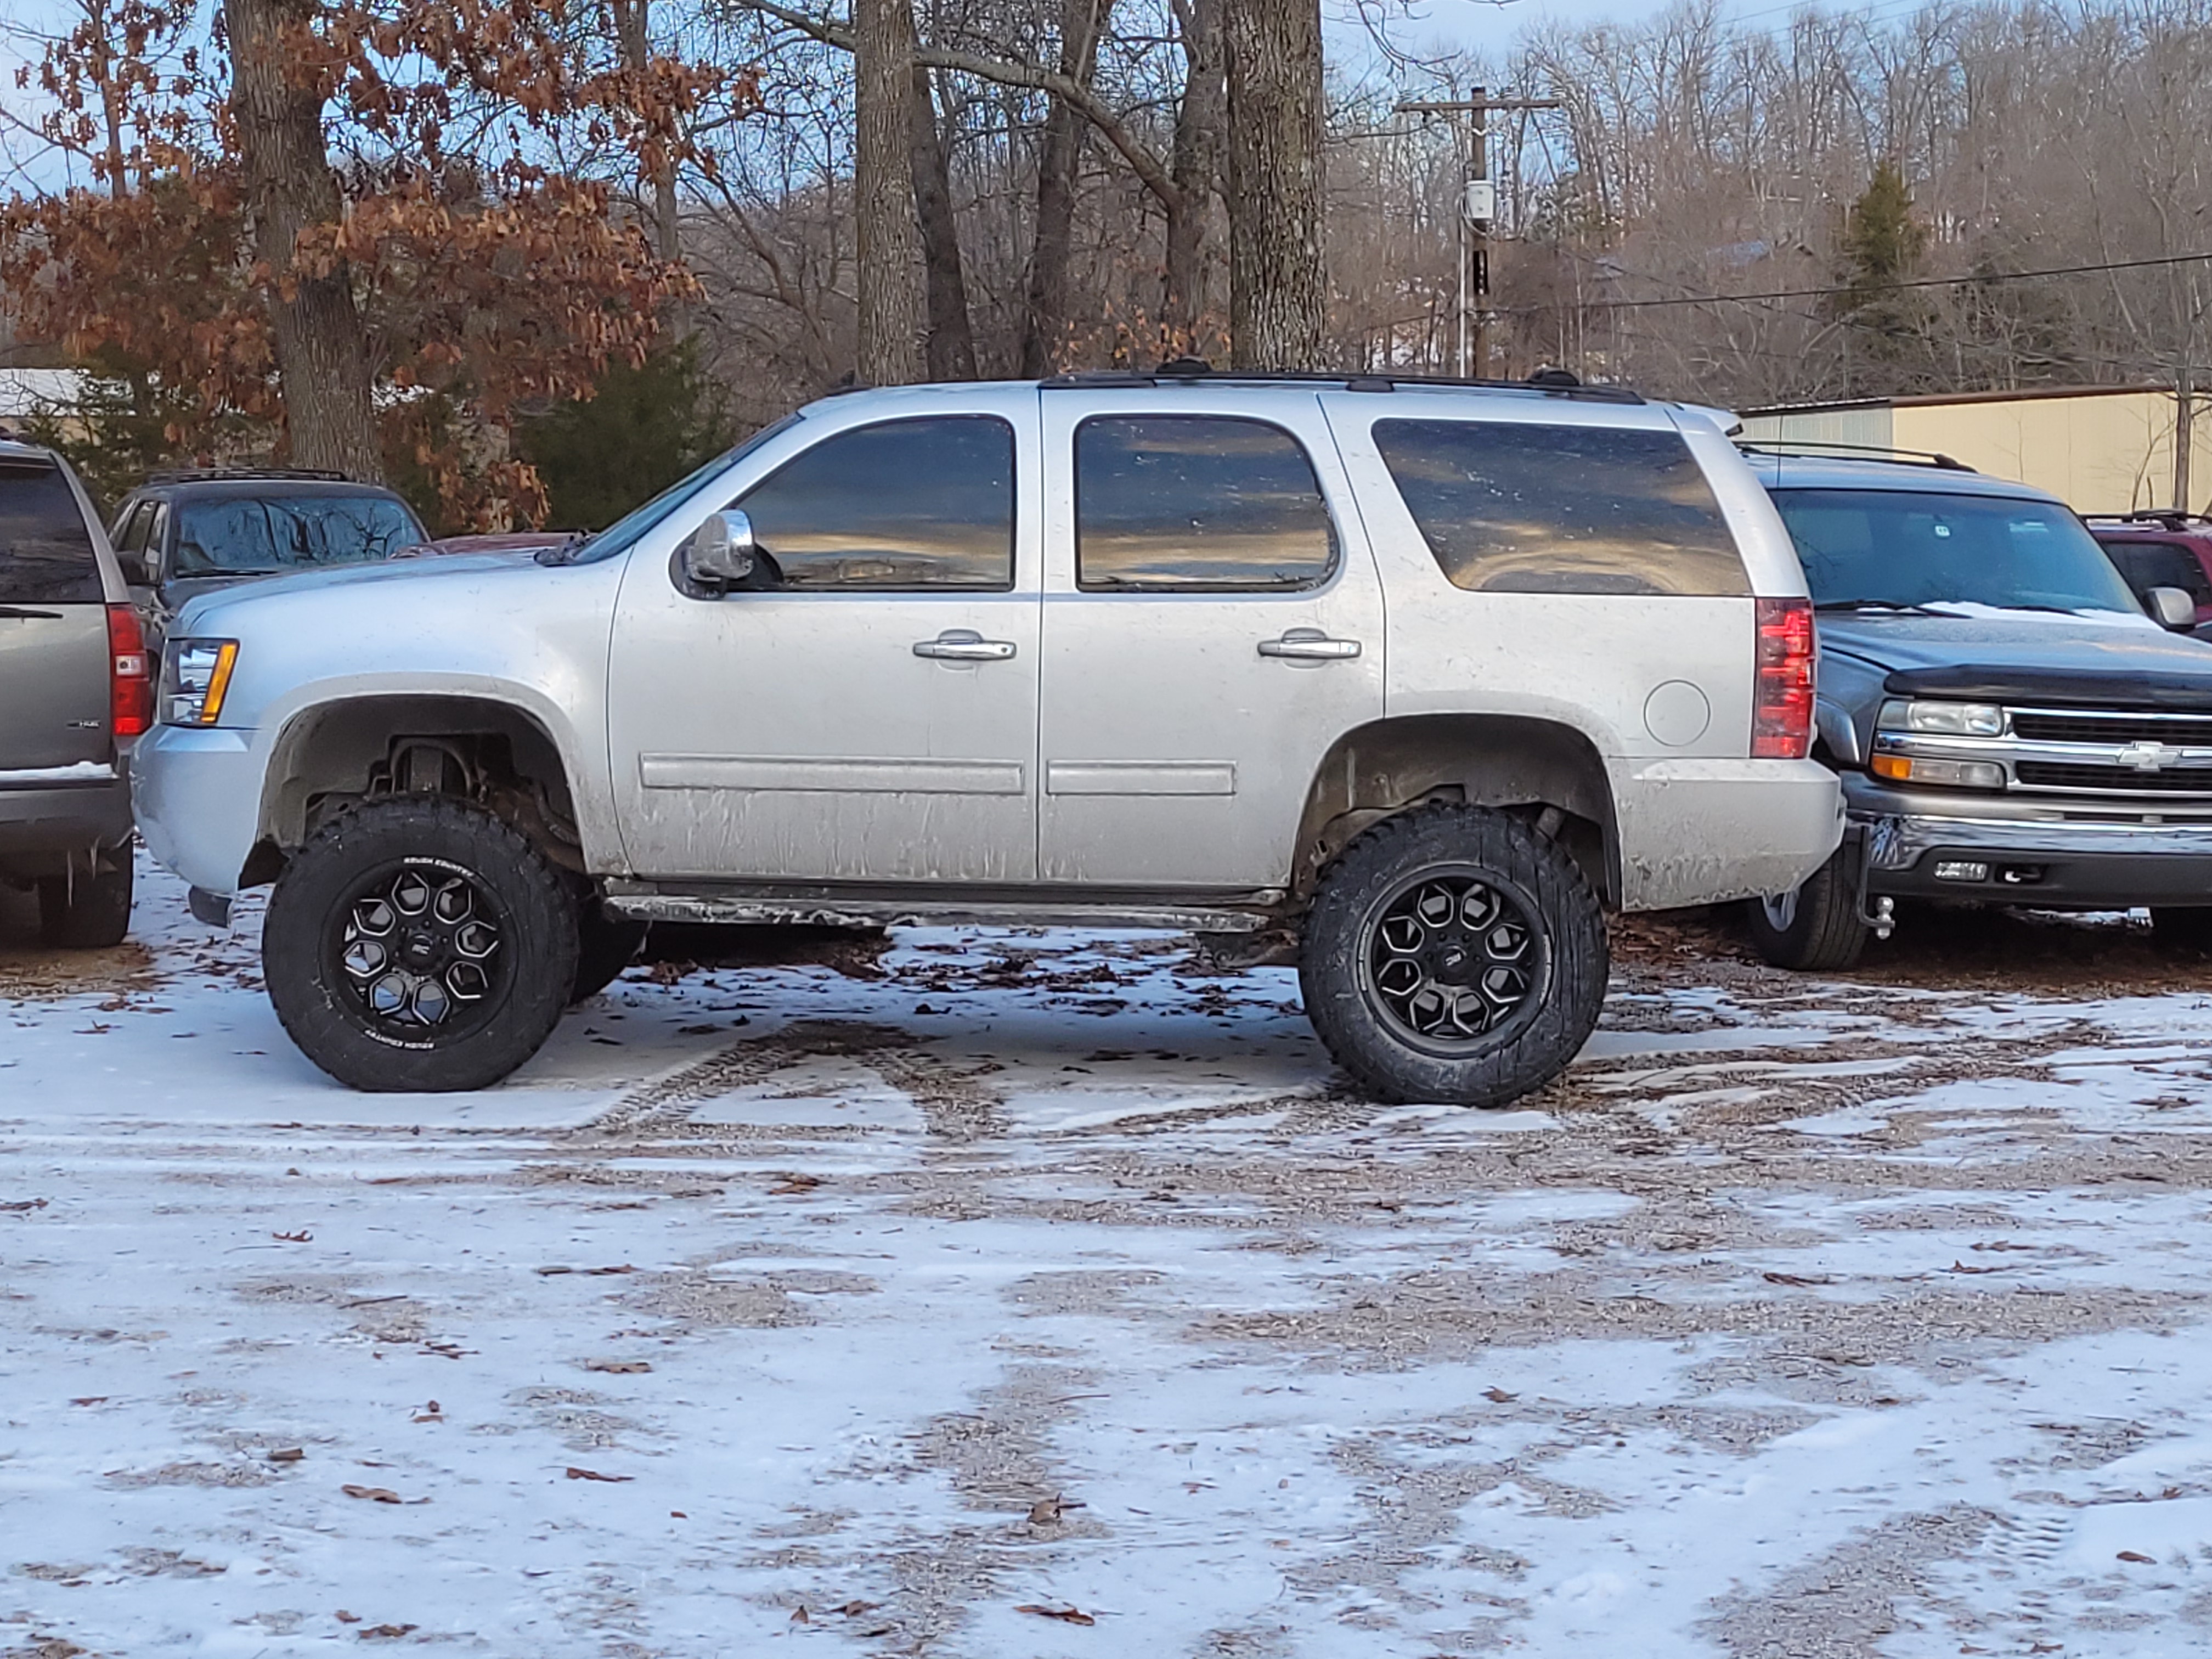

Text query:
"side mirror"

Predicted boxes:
[[2147, 585, 2197, 630], [679, 510, 755, 594]]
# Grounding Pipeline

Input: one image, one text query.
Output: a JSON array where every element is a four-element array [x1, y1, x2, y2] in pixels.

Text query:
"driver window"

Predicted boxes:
[[729, 415, 1015, 591]]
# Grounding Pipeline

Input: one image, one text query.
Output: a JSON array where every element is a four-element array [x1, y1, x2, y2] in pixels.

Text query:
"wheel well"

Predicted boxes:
[[1291, 715, 1618, 905], [243, 696, 584, 888]]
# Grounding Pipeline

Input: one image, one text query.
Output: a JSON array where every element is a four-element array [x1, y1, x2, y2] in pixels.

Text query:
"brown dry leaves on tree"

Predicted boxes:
[[1, 0, 758, 528]]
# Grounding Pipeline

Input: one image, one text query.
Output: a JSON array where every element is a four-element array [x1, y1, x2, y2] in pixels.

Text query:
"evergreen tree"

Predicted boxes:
[[517, 341, 738, 531]]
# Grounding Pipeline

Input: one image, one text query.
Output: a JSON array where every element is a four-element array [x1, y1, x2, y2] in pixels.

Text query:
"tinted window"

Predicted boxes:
[[112, 503, 151, 556], [734, 416, 1014, 590], [1773, 489, 2141, 615], [2104, 539, 2212, 607], [172, 493, 424, 576], [1373, 419, 1745, 596], [1076, 416, 1334, 590], [0, 462, 101, 603]]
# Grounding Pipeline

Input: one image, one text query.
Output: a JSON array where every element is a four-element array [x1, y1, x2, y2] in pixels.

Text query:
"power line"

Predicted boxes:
[[1553, 249, 2212, 313]]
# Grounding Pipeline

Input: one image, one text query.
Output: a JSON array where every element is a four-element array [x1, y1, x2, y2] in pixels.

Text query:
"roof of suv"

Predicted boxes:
[[1742, 448, 2063, 501], [126, 473, 410, 503]]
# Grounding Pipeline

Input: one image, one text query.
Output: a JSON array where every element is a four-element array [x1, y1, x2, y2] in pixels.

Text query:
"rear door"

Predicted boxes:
[[0, 458, 111, 775]]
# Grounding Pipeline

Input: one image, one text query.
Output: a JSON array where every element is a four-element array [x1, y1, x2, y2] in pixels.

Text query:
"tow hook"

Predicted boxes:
[[1846, 823, 1895, 940]]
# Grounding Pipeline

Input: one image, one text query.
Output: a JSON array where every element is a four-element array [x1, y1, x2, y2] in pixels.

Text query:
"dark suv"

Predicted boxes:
[[0, 438, 150, 946], [2086, 511, 2212, 631], [106, 470, 426, 639]]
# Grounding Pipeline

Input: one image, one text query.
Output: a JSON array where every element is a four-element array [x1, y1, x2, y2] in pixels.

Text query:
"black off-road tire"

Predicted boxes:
[[263, 797, 578, 1093], [37, 851, 133, 949], [1299, 803, 1609, 1107], [2152, 907, 2212, 953], [1746, 848, 1868, 971], [573, 898, 648, 1003]]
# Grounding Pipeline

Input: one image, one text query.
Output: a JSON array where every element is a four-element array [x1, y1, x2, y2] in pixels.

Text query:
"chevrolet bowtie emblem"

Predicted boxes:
[[2117, 741, 2181, 771]]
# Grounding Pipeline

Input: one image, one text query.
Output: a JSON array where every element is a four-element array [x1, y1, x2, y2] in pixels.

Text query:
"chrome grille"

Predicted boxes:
[[2012, 710, 2212, 746]]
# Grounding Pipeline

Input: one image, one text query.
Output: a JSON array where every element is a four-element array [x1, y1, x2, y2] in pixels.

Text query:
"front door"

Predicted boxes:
[[1037, 391, 1386, 891], [607, 397, 1043, 884]]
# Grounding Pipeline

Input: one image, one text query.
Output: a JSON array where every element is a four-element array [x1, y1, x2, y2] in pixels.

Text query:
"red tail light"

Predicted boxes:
[[108, 604, 153, 740], [1752, 596, 1815, 759]]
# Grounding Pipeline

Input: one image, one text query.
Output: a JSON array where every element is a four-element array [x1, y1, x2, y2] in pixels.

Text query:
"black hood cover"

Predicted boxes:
[[1816, 613, 2212, 710]]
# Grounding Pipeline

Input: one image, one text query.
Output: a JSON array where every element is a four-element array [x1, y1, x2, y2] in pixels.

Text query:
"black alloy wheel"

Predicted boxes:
[[1364, 870, 1546, 1057]]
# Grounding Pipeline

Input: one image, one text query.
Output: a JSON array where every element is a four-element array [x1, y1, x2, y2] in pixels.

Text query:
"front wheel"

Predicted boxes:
[[1745, 847, 1867, 971], [263, 798, 578, 1092], [1300, 803, 1609, 1107]]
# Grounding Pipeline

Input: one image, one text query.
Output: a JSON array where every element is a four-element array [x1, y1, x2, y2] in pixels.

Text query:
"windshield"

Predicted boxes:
[[561, 413, 803, 566], [172, 494, 426, 577], [1770, 488, 2142, 616]]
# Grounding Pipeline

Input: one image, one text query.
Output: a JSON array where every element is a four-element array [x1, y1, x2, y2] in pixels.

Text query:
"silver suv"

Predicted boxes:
[[132, 371, 1841, 1104], [0, 438, 148, 945]]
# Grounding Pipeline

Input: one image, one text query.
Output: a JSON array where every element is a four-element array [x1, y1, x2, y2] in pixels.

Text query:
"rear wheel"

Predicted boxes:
[[1300, 803, 1608, 1107], [2152, 907, 2212, 952], [263, 798, 577, 1092], [1746, 848, 1868, 971], [36, 852, 133, 949]]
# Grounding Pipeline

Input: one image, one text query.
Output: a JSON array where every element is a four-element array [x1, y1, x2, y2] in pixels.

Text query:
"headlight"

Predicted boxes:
[[163, 639, 239, 727], [1876, 698, 2005, 737]]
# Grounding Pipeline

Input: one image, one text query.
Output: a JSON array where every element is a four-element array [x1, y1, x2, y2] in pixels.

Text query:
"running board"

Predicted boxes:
[[602, 893, 1276, 934]]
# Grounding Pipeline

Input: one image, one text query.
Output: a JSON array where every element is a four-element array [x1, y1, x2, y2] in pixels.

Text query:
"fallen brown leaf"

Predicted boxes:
[[268, 1447, 305, 1463], [67, 1396, 108, 1406], [1946, 1260, 2005, 1275], [583, 1358, 653, 1374], [359, 1624, 417, 1639], [335, 1611, 361, 1623], [2118, 1549, 2156, 1564], [770, 1174, 823, 1195], [341, 1484, 402, 1504], [566, 1466, 633, 1482], [273, 1229, 312, 1243], [1, 1198, 49, 1214], [1015, 1604, 1096, 1627], [1762, 1271, 1832, 1287], [789, 1605, 809, 1624], [832, 1601, 881, 1617], [1026, 1494, 1086, 1525], [1481, 1386, 1518, 1403]]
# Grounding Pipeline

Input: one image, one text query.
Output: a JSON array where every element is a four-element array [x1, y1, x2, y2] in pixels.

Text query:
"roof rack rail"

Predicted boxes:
[[1040, 362, 1645, 404], [143, 466, 352, 485], [1736, 438, 1974, 472], [2083, 508, 2212, 529]]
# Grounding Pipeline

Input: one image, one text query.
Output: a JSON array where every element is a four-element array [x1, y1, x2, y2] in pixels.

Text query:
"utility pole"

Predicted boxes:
[[1396, 90, 1560, 379], [2177, 359, 2196, 514]]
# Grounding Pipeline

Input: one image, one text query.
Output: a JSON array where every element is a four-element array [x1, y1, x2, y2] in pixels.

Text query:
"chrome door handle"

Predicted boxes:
[[914, 629, 1017, 662], [1259, 628, 1361, 661]]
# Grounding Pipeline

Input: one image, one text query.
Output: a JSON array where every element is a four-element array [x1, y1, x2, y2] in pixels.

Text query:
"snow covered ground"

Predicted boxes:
[[5, 857, 2212, 1657]]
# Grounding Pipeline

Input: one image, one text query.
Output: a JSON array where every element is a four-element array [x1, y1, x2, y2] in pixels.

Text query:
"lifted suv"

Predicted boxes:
[[1745, 446, 2212, 968], [131, 373, 1841, 1105], [0, 438, 150, 945]]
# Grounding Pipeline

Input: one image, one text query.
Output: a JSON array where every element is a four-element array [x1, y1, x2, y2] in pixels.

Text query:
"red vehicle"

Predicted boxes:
[[2086, 510, 2212, 629]]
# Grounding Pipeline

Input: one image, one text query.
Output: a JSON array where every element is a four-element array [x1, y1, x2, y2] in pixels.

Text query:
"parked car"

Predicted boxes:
[[0, 437, 150, 946], [2085, 510, 2212, 630], [106, 469, 426, 644], [1743, 444, 2212, 969], [131, 370, 1842, 1104]]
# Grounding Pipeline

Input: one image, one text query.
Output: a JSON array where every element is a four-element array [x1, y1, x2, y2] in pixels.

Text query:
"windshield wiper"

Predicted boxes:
[[537, 531, 594, 567], [1813, 599, 1945, 615]]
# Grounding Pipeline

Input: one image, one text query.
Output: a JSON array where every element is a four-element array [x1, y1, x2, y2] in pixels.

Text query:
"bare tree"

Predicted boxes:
[[1224, 0, 1325, 368], [855, 0, 924, 383]]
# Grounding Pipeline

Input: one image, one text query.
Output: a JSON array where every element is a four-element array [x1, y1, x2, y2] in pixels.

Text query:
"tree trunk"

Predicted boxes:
[[224, 0, 383, 479], [1164, 0, 1224, 348], [1223, 0, 1325, 370], [854, 0, 924, 386], [612, 0, 680, 263], [910, 63, 977, 380], [1019, 0, 1107, 379]]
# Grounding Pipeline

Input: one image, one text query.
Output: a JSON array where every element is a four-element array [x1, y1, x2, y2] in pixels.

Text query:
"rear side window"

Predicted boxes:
[[2105, 539, 2211, 606], [1373, 419, 1747, 596], [0, 461, 101, 603], [735, 415, 1015, 590], [1076, 415, 1335, 590]]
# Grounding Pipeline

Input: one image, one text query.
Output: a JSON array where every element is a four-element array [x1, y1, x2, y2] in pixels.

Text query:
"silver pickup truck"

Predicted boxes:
[[132, 371, 1842, 1105]]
